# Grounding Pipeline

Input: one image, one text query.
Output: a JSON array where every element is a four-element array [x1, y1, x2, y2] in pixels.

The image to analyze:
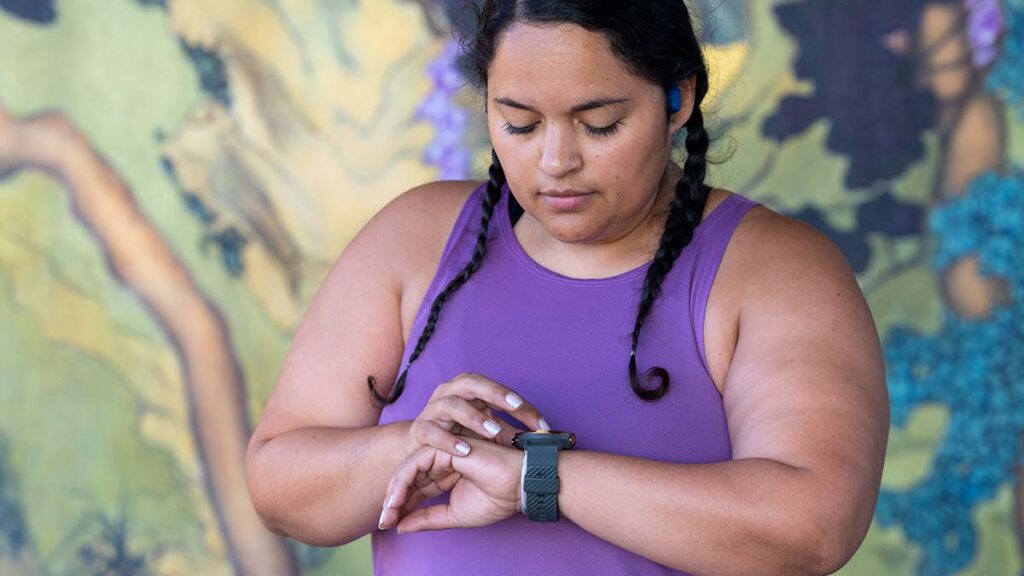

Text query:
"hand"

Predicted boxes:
[[379, 437, 522, 533], [404, 373, 548, 459]]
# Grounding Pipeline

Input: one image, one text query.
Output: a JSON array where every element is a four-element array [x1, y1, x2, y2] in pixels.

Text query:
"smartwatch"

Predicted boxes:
[[512, 430, 576, 522]]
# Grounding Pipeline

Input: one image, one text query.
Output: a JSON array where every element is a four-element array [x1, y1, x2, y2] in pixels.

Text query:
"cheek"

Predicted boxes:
[[593, 134, 666, 193], [598, 141, 645, 179]]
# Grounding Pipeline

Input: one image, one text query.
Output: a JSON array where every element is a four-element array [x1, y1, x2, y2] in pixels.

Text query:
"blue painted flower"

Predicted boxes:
[[879, 167, 1024, 575], [986, 0, 1024, 118]]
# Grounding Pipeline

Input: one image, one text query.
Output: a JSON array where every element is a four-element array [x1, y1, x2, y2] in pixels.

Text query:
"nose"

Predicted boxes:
[[539, 125, 582, 178]]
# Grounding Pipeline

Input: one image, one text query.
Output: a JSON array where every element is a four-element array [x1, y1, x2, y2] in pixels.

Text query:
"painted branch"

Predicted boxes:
[[0, 103, 299, 575]]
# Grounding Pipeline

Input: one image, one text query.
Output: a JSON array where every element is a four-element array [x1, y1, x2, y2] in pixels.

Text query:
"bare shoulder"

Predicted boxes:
[[371, 179, 482, 285], [701, 190, 861, 391], [728, 200, 855, 295], [376, 179, 481, 228], [384, 180, 483, 341], [718, 199, 881, 381]]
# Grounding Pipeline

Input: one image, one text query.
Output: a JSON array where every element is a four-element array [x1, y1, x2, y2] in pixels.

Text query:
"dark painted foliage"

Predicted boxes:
[[763, 0, 945, 189], [0, 0, 56, 24]]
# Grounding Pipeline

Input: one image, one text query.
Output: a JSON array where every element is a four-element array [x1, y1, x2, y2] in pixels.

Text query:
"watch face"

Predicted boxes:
[[513, 430, 576, 449]]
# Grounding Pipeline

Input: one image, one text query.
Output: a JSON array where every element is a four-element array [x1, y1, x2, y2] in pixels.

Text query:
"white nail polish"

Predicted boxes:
[[539, 418, 550, 431], [484, 419, 501, 437], [387, 494, 395, 508], [506, 392, 524, 409], [456, 442, 471, 456], [379, 508, 387, 529]]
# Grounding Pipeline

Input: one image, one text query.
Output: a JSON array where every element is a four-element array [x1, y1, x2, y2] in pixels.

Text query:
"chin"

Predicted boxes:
[[535, 215, 601, 243]]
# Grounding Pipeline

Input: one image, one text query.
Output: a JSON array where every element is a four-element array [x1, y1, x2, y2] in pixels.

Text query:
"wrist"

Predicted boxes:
[[398, 420, 417, 457]]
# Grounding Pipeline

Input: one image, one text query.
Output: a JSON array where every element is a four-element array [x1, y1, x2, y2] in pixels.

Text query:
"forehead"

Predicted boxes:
[[488, 23, 647, 103]]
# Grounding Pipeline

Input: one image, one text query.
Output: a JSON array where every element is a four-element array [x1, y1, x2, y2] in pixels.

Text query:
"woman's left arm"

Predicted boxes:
[[558, 211, 890, 576]]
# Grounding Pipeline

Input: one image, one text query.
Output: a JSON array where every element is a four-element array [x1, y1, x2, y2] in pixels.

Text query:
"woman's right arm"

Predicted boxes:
[[244, 183, 460, 547], [246, 181, 546, 546]]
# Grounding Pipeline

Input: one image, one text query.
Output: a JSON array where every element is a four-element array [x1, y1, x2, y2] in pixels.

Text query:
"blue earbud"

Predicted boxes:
[[666, 86, 682, 114]]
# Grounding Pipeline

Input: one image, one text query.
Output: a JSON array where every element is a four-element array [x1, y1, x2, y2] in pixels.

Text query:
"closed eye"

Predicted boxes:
[[501, 122, 621, 137], [502, 122, 537, 136], [584, 122, 620, 137]]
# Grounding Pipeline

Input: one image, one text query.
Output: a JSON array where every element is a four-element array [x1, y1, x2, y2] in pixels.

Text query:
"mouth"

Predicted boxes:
[[539, 190, 595, 211], [540, 189, 592, 198]]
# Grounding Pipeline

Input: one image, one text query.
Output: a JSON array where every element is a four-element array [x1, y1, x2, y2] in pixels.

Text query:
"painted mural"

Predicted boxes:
[[0, 0, 1021, 574]]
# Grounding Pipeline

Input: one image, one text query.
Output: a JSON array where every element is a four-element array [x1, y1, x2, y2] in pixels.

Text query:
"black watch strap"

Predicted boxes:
[[524, 442, 560, 522]]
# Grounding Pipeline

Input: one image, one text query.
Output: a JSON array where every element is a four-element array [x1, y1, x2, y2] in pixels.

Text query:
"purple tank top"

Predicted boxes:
[[374, 181, 759, 575]]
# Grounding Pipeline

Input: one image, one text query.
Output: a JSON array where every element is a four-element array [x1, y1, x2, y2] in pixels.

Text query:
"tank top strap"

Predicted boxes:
[[405, 182, 488, 349], [690, 193, 760, 376]]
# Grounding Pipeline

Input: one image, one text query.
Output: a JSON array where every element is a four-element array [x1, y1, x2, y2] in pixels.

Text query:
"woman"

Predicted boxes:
[[244, 1, 889, 574]]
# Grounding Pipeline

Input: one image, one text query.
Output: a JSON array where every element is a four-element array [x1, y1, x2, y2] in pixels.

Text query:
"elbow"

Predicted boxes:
[[244, 434, 290, 538], [768, 530, 845, 576], [793, 506, 871, 575], [801, 534, 854, 576], [813, 522, 868, 575], [244, 434, 360, 547]]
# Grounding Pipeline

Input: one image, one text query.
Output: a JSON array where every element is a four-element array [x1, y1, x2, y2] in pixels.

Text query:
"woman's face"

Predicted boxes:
[[487, 22, 690, 247]]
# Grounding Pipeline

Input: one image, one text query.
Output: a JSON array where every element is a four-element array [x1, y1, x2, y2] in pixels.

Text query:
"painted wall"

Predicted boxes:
[[0, 1, 1020, 574]]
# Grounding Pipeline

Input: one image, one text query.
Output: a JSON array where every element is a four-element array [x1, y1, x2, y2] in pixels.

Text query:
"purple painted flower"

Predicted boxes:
[[417, 39, 472, 180], [964, 0, 1005, 67]]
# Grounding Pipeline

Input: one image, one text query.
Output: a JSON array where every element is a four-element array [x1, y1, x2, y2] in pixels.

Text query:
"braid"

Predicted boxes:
[[628, 105, 711, 402], [369, 149, 507, 406]]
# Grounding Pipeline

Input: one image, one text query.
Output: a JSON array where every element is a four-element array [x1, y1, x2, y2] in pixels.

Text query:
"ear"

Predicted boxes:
[[668, 76, 698, 135]]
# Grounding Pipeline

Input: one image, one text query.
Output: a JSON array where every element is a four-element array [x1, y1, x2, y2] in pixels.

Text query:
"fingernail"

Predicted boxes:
[[484, 419, 501, 437], [379, 509, 387, 529], [539, 418, 550, 431], [455, 442, 471, 456], [505, 392, 524, 409], [387, 494, 395, 508]]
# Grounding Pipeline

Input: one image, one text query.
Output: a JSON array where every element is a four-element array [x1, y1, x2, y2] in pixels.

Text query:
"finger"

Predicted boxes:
[[381, 449, 434, 529], [442, 373, 547, 431], [390, 447, 435, 511], [425, 395, 508, 444], [444, 404, 529, 447], [427, 377, 495, 405], [456, 427, 486, 440], [470, 402, 525, 446], [413, 419, 474, 457], [457, 403, 494, 439], [382, 458, 423, 512], [384, 474, 437, 531], [395, 447, 457, 513], [396, 503, 459, 533], [491, 422, 527, 447]]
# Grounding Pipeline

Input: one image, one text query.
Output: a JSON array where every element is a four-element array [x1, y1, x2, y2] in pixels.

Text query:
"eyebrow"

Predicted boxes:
[[494, 96, 630, 114]]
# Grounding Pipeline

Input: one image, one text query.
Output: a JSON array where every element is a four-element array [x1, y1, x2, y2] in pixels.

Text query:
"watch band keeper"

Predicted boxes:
[[523, 476, 559, 494]]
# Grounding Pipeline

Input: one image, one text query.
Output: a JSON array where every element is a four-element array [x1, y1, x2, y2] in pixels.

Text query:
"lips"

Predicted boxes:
[[539, 190, 594, 211], [541, 189, 591, 197]]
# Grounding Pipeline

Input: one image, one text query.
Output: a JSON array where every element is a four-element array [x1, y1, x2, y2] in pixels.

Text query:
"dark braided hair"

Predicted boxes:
[[369, 149, 508, 405], [630, 103, 711, 400], [371, 0, 712, 406]]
